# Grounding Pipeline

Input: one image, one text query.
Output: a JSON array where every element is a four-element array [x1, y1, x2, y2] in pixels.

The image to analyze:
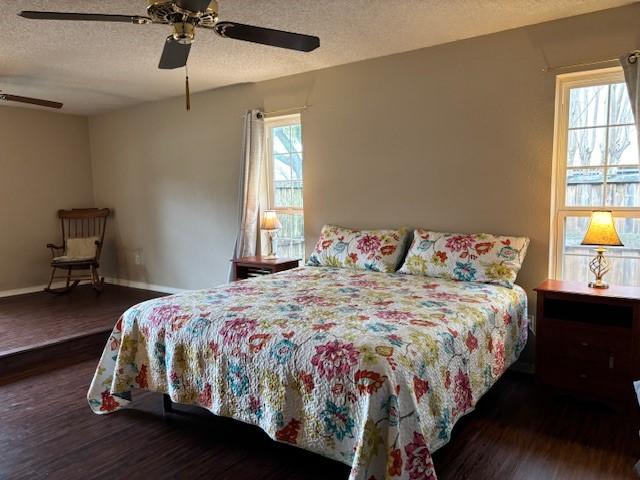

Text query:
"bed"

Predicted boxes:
[[88, 266, 527, 480]]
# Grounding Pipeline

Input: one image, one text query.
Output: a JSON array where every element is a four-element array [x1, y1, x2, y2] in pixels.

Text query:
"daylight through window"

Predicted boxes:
[[551, 68, 640, 286], [265, 114, 305, 260]]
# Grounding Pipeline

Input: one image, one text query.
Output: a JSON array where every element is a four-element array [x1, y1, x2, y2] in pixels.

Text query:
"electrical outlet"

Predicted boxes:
[[134, 249, 144, 266]]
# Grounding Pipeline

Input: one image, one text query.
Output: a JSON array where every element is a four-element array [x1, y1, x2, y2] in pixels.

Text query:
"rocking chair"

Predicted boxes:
[[45, 208, 110, 294]]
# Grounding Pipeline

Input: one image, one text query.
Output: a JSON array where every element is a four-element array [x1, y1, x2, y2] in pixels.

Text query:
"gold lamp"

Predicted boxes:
[[261, 210, 281, 259], [580, 210, 624, 289]]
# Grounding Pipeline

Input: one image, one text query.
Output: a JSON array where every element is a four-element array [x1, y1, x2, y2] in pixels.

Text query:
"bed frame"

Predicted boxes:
[[163, 393, 174, 414]]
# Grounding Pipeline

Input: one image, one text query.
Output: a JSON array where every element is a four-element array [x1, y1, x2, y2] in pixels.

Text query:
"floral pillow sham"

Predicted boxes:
[[307, 225, 409, 273], [398, 229, 529, 288]]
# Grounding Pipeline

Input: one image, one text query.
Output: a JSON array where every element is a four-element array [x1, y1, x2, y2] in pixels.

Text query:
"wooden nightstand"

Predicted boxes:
[[535, 279, 640, 411], [231, 256, 300, 281]]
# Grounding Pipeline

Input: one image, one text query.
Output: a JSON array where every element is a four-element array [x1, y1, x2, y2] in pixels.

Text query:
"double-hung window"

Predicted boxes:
[[264, 114, 305, 259], [551, 68, 640, 286]]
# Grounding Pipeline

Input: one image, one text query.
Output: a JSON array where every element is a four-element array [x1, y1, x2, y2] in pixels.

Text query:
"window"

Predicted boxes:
[[551, 68, 640, 287], [264, 114, 305, 260]]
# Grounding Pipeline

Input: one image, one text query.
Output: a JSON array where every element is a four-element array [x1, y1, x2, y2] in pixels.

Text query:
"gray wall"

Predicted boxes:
[[0, 106, 93, 291], [87, 4, 640, 300]]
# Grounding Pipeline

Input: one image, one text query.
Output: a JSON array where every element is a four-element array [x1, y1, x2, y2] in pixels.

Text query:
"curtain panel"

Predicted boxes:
[[621, 52, 640, 444], [620, 51, 640, 148], [233, 109, 265, 262]]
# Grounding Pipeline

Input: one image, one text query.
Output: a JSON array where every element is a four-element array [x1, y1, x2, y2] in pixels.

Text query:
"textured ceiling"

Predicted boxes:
[[0, 0, 634, 115]]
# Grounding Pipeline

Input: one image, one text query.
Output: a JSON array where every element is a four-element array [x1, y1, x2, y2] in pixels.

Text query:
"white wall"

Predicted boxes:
[[0, 106, 94, 291], [87, 4, 640, 298]]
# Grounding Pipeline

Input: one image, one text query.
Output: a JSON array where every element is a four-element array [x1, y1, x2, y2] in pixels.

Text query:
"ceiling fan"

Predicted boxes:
[[0, 91, 63, 109], [18, 0, 321, 71]]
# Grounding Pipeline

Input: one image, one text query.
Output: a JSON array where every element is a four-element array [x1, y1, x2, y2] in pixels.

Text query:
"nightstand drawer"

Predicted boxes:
[[543, 318, 631, 367], [544, 350, 630, 381], [544, 358, 629, 395], [231, 256, 300, 281]]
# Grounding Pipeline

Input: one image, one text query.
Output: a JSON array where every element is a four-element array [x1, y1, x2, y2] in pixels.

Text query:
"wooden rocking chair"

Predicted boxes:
[[45, 208, 110, 294]]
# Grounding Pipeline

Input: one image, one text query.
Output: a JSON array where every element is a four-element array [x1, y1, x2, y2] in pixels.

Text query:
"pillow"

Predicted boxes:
[[307, 225, 409, 273], [398, 229, 529, 288], [65, 237, 99, 260]]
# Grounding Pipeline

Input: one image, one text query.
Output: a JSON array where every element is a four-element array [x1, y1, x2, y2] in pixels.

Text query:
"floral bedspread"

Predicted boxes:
[[88, 267, 527, 480]]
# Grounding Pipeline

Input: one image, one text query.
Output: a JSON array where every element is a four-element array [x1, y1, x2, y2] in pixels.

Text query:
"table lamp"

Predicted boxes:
[[261, 210, 281, 259], [580, 210, 624, 289]]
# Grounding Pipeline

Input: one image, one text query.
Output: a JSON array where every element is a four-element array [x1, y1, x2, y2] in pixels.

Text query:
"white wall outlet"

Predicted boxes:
[[134, 249, 144, 266]]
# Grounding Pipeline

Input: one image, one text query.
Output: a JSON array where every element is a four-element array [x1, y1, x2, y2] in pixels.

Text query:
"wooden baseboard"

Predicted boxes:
[[0, 282, 67, 298], [0, 278, 184, 299], [104, 277, 186, 295]]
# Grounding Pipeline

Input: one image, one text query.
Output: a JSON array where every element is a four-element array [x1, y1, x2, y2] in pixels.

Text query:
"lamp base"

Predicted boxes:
[[587, 247, 610, 289], [264, 230, 278, 260]]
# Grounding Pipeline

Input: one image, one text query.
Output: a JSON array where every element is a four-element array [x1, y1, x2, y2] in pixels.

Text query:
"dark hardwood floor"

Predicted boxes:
[[1, 360, 637, 480], [0, 284, 163, 355], [0, 286, 638, 479], [0, 360, 351, 480], [435, 375, 639, 480]]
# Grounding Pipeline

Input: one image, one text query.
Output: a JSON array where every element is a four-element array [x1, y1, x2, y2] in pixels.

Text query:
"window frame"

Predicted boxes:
[[263, 113, 305, 258], [550, 67, 640, 281]]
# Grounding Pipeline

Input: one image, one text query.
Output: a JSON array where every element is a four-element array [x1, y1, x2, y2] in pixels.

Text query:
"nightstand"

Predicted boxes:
[[231, 256, 300, 281], [535, 279, 640, 411]]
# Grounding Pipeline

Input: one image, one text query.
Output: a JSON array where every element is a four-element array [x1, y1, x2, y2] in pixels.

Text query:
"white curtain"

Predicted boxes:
[[233, 109, 264, 261], [621, 50, 640, 444], [620, 51, 640, 148]]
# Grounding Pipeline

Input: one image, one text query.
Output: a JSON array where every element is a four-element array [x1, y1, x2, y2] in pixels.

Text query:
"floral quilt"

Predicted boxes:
[[88, 267, 527, 480]]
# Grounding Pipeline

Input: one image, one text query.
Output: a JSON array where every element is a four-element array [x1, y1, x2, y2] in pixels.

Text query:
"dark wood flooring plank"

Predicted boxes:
[[0, 361, 350, 480], [0, 284, 164, 354], [433, 373, 639, 480]]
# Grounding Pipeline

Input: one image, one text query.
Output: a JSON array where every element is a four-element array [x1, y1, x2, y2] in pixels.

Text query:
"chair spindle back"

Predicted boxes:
[[58, 208, 110, 258]]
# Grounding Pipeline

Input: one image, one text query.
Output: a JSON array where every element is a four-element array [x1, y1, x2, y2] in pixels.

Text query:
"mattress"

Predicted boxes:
[[88, 266, 527, 480]]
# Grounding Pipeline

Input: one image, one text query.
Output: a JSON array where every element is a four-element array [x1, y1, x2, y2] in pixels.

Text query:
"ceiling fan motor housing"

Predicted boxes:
[[173, 22, 195, 44], [146, 1, 219, 25], [147, 1, 219, 44]]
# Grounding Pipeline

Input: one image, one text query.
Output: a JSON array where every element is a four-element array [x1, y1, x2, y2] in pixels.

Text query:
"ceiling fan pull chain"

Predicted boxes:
[[185, 64, 191, 111]]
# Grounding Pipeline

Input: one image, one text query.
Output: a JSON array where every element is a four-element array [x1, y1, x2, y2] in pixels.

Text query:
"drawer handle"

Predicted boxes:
[[609, 356, 614, 369], [578, 373, 588, 380], [579, 341, 589, 347]]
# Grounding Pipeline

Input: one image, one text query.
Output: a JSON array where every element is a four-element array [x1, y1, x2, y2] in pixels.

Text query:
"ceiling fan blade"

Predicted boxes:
[[214, 22, 320, 52], [175, 0, 212, 13], [158, 36, 192, 69], [2, 94, 63, 109], [18, 11, 150, 24]]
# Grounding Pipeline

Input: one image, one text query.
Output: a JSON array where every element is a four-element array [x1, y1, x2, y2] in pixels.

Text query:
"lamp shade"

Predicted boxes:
[[261, 210, 281, 230], [581, 211, 624, 247]]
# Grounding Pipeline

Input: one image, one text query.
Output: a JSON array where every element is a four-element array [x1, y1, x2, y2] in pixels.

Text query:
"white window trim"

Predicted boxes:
[[264, 113, 303, 213], [549, 67, 640, 280], [263, 113, 304, 258]]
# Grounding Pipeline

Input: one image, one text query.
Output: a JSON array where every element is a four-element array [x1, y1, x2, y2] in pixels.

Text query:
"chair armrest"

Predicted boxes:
[[46, 243, 64, 259], [94, 240, 104, 260]]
